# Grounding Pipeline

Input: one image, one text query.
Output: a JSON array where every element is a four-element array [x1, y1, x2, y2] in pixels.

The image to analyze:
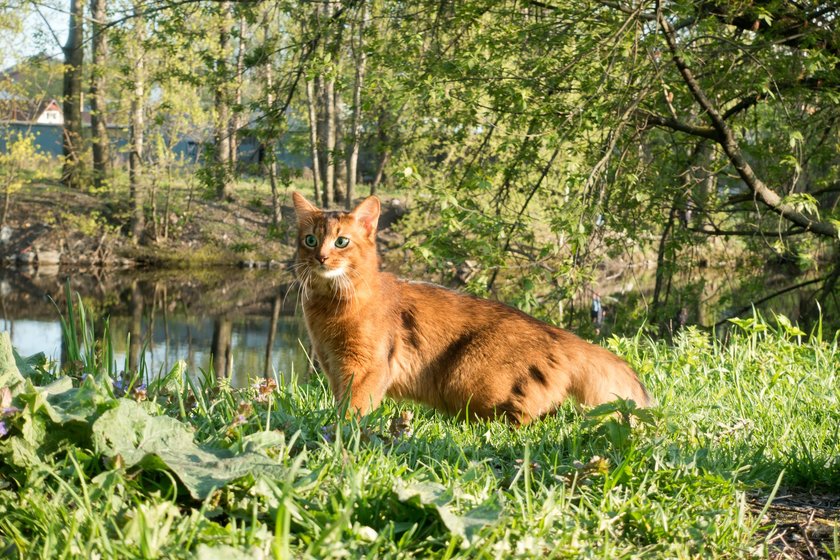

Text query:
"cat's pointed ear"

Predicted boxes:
[[351, 196, 381, 239], [292, 191, 319, 223]]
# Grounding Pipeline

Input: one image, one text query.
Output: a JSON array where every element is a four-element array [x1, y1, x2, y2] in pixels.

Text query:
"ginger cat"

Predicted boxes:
[[292, 192, 650, 424]]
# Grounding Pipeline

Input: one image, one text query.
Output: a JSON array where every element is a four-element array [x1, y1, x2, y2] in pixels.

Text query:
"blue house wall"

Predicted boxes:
[[1, 122, 311, 171]]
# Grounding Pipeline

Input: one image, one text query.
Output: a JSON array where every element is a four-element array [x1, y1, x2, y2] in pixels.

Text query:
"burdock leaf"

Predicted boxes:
[[392, 480, 497, 546], [17, 376, 105, 426], [0, 333, 25, 393], [393, 480, 452, 508], [92, 399, 285, 499], [13, 349, 46, 380]]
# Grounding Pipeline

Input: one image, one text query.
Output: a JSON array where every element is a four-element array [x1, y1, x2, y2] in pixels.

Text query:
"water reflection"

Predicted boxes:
[[0, 267, 309, 387]]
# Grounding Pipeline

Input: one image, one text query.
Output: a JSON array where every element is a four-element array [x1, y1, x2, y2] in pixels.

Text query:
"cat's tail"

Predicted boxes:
[[574, 350, 652, 408]]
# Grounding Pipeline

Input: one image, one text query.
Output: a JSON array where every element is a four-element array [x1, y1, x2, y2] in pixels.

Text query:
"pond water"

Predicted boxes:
[[1, 263, 830, 390], [0, 267, 310, 388]]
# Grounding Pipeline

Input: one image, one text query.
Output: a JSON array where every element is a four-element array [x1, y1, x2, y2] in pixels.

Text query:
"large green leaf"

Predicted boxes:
[[0, 332, 25, 392], [92, 399, 286, 499], [393, 479, 498, 546]]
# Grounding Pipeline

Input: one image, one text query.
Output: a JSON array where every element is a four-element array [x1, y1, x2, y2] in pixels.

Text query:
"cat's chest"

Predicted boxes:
[[303, 301, 380, 349]]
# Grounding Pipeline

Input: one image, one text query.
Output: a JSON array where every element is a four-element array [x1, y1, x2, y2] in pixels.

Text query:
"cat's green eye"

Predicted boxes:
[[303, 234, 318, 248], [335, 236, 350, 249]]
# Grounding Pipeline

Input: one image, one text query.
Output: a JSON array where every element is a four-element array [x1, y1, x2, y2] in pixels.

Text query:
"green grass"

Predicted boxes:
[[0, 297, 838, 558]]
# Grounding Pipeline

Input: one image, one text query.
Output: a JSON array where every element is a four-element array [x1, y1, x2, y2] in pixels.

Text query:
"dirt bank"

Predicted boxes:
[[0, 181, 408, 272]]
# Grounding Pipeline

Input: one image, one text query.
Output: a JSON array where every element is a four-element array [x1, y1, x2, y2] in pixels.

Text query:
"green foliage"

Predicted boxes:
[[1, 294, 839, 558], [5, 0, 839, 331], [93, 399, 286, 500], [0, 129, 48, 223], [59, 210, 116, 237]]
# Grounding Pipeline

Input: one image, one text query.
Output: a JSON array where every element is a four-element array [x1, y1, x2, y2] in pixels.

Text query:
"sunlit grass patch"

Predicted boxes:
[[0, 296, 838, 558]]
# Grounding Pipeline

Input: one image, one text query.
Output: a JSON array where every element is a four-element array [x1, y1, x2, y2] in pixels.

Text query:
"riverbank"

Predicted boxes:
[[0, 179, 408, 271]]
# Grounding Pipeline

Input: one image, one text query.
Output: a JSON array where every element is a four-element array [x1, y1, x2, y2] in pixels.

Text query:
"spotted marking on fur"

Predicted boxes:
[[401, 308, 421, 349], [511, 377, 526, 397], [438, 331, 477, 366], [529, 365, 548, 386]]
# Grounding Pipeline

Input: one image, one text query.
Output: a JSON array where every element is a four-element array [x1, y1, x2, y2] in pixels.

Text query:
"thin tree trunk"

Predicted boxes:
[[267, 156, 280, 228], [346, 3, 368, 209], [371, 108, 391, 195], [321, 75, 336, 207], [214, 1, 233, 201], [2, 158, 20, 225], [264, 64, 280, 228], [305, 79, 322, 203], [61, 0, 84, 190], [129, 5, 145, 244], [163, 163, 173, 239], [90, 0, 110, 191], [371, 150, 389, 195], [2, 190, 10, 227], [2, 164, 17, 226], [230, 13, 245, 175], [150, 173, 158, 241], [651, 205, 676, 321], [333, 85, 345, 204]]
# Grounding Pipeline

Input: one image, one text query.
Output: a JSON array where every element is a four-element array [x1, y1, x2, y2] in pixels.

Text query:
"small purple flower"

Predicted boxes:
[[320, 425, 334, 444], [1, 406, 21, 417], [0, 420, 9, 438], [113, 378, 127, 397]]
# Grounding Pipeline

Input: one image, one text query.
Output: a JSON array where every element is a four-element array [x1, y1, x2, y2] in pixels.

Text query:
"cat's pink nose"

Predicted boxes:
[[317, 255, 327, 264]]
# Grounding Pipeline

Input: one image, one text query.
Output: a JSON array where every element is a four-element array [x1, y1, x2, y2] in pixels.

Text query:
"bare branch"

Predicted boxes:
[[713, 274, 829, 328], [688, 226, 806, 237]]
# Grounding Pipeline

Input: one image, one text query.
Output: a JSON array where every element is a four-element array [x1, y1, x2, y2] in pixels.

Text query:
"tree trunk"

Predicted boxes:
[[321, 75, 336, 207], [214, 1, 233, 201], [264, 63, 280, 228], [163, 164, 173, 239], [332, 85, 345, 205], [305, 79, 322, 204], [651, 205, 676, 322], [371, 150, 389, 195], [150, 173, 158, 241], [371, 108, 391, 195], [346, 2, 368, 209], [129, 5, 145, 244], [2, 163, 18, 226], [61, 0, 84, 190], [230, 13, 245, 175], [90, 0, 110, 191]]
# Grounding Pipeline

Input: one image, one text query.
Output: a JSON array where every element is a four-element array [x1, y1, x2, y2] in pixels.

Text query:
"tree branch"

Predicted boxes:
[[656, 5, 839, 240], [713, 274, 829, 328], [722, 93, 765, 119], [688, 226, 806, 237], [637, 109, 720, 140]]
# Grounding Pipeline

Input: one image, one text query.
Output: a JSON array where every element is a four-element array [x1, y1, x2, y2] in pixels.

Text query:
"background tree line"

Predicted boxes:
[[1, 0, 838, 332]]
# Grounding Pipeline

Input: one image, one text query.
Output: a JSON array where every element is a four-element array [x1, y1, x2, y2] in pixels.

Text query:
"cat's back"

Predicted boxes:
[[386, 275, 649, 419], [393, 275, 573, 339]]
